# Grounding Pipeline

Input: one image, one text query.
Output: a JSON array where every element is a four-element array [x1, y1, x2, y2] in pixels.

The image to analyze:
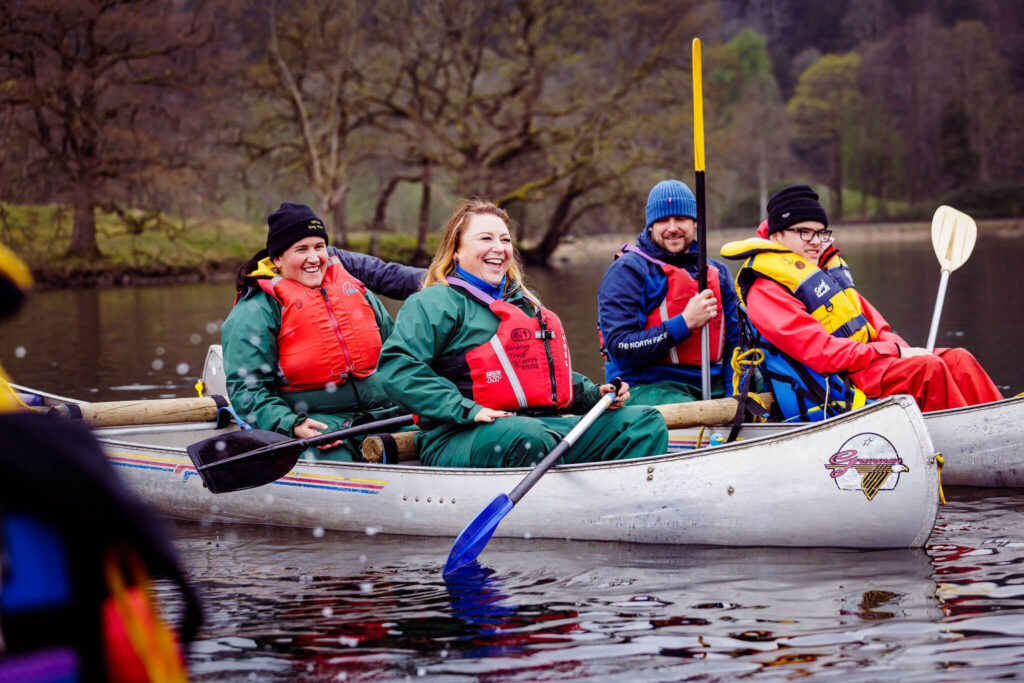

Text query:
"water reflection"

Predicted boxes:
[[167, 522, 965, 680], [4, 234, 1024, 679], [2, 233, 1022, 398]]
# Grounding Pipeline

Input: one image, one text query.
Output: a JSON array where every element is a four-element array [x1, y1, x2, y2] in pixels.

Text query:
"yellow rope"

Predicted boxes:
[[730, 347, 764, 396], [727, 347, 770, 423], [935, 454, 946, 505], [194, 379, 205, 398]]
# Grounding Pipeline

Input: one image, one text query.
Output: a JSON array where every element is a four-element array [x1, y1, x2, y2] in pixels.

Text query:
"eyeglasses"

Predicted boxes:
[[785, 227, 832, 243]]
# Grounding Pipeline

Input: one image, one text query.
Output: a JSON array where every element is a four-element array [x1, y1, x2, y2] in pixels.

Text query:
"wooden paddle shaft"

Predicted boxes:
[[656, 392, 773, 429], [49, 396, 224, 427], [360, 393, 775, 462]]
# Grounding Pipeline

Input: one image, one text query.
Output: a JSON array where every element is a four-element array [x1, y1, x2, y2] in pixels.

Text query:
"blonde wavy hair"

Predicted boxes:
[[423, 199, 530, 298]]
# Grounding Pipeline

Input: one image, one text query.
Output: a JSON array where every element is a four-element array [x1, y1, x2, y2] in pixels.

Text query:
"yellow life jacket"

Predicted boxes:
[[720, 238, 877, 343]]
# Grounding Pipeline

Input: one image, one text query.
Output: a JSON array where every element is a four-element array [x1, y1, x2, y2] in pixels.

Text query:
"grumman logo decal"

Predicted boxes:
[[825, 433, 908, 501]]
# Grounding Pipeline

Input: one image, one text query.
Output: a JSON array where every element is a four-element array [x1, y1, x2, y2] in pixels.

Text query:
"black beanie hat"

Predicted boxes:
[[266, 202, 329, 258], [766, 185, 829, 236]]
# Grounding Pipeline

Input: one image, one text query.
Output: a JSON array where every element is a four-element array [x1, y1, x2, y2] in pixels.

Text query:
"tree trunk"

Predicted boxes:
[[68, 201, 101, 258], [832, 134, 844, 221], [521, 187, 581, 265], [757, 146, 768, 222], [413, 168, 432, 267], [331, 191, 349, 249], [372, 177, 404, 234]]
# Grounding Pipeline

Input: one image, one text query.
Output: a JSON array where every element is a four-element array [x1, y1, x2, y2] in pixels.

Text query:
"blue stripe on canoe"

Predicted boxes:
[[110, 462, 176, 473], [273, 480, 380, 494], [109, 458, 382, 494]]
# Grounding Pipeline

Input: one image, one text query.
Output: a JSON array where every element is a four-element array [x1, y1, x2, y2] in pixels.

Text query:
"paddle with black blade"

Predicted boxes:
[[925, 205, 977, 352], [442, 379, 622, 577], [693, 37, 711, 401], [186, 414, 415, 493]]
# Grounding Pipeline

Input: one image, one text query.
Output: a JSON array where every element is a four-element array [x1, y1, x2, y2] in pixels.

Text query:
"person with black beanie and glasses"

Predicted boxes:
[[720, 185, 1001, 417]]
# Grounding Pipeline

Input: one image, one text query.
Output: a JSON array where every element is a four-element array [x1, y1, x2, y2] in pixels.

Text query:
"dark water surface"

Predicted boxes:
[[172, 488, 1024, 681], [1, 234, 1022, 398], [3, 233, 1024, 679]]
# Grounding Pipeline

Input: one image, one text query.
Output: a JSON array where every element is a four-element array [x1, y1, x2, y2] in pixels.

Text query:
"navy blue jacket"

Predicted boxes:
[[328, 246, 425, 300], [597, 229, 740, 387]]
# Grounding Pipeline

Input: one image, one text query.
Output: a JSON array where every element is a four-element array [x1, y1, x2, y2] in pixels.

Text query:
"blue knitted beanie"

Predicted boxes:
[[644, 180, 697, 228]]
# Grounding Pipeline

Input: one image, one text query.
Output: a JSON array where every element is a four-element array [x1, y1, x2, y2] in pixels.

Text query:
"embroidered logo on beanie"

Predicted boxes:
[[645, 180, 697, 228], [266, 202, 329, 257]]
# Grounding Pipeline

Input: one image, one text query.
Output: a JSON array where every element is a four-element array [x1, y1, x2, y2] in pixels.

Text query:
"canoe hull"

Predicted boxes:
[[670, 394, 1024, 488], [99, 395, 938, 549]]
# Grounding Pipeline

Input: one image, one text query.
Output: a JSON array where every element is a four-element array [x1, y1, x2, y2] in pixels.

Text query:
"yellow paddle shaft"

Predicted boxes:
[[693, 38, 705, 173], [361, 393, 775, 463]]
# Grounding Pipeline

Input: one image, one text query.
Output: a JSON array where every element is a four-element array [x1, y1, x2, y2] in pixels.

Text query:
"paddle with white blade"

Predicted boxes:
[[925, 205, 977, 352], [442, 379, 622, 576]]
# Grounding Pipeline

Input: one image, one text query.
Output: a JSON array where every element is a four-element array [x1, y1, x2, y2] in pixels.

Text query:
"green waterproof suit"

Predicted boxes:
[[221, 262, 399, 461], [376, 282, 668, 468]]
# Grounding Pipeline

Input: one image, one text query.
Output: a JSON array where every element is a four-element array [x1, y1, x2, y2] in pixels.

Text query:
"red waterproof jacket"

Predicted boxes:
[[744, 220, 906, 395]]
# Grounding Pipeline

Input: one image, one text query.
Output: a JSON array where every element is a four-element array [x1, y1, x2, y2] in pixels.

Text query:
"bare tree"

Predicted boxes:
[[0, 0, 215, 257], [238, 0, 386, 248], [364, 0, 705, 264]]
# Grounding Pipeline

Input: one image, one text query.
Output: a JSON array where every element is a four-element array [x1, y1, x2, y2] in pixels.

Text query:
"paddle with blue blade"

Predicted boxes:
[[442, 379, 622, 576], [187, 413, 415, 493]]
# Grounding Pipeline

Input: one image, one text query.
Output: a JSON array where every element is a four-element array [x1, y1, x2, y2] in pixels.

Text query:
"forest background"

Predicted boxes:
[[1, 0, 1023, 283]]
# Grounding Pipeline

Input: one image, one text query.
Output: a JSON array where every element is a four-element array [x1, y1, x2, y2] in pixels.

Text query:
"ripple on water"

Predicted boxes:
[[162, 487, 1024, 680]]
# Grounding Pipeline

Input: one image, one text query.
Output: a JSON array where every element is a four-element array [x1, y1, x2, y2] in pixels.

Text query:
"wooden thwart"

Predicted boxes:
[[49, 396, 225, 427], [362, 393, 774, 463]]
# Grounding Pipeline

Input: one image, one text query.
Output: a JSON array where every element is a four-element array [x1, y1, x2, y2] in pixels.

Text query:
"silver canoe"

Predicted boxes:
[[22, 385, 939, 549], [669, 394, 1024, 488]]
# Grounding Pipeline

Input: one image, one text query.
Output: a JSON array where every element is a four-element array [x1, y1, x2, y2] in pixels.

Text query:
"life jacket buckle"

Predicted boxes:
[[535, 330, 556, 340]]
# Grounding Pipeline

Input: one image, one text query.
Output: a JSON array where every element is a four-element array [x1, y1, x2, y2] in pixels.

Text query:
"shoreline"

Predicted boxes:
[[25, 218, 1024, 288], [549, 218, 1024, 264]]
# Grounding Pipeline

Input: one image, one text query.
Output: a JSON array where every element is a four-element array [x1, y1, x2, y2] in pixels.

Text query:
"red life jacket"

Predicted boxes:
[[622, 244, 725, 365], [441, 277, 573, 411], [257, 257, 382, 391]]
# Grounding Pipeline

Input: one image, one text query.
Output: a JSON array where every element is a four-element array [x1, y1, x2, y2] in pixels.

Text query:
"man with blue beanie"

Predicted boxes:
[[597, 179, 740, 404]]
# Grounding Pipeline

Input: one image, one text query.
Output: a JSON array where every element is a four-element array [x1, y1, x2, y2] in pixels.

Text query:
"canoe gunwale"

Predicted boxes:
[[100, 394, 924, 476]]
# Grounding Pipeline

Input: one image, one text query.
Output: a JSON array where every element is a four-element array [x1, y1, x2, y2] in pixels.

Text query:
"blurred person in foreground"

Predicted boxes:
[[0, 242, 201, 682]]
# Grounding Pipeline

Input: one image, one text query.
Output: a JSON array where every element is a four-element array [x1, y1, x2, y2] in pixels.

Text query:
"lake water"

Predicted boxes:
[[3, 233, 1024, 679]]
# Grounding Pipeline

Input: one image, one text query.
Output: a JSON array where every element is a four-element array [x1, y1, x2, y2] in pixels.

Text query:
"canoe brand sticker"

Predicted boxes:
[[825, 433, 908, 501]]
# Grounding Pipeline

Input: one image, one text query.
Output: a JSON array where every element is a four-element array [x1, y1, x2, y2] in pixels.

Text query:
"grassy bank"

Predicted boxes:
[[0, 204, 437, 287], [3, 203, 1023, 287]]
